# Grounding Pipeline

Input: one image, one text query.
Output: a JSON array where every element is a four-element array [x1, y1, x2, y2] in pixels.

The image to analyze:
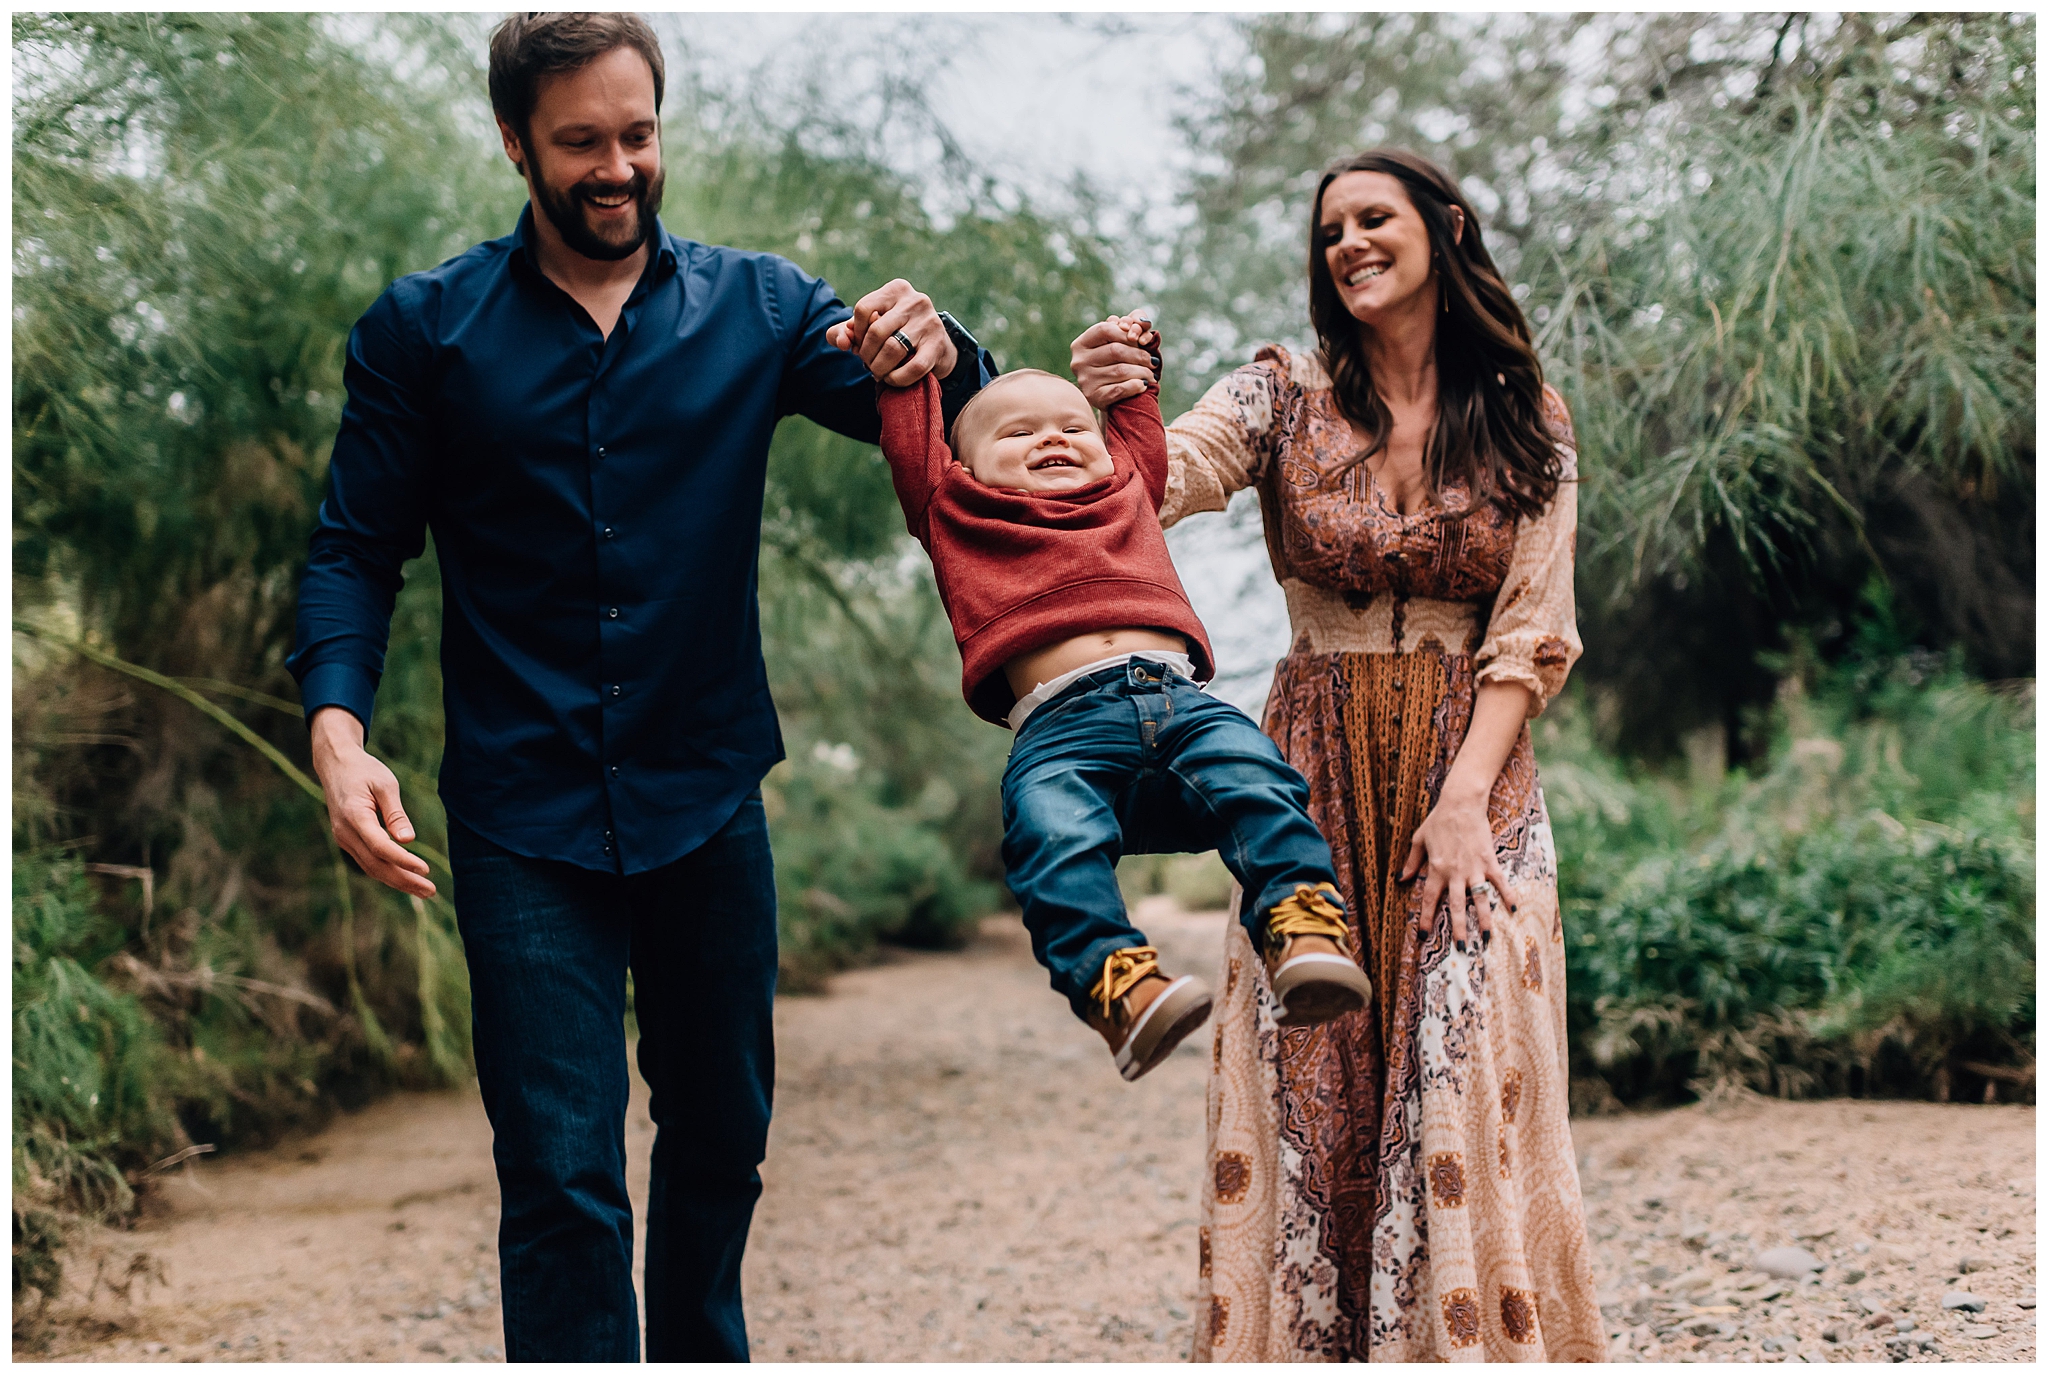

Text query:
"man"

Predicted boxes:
[[288, 13, 991, 1362]]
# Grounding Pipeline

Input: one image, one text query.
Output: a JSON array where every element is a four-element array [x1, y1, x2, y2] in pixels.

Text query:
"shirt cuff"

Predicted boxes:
[[936, 311, 997, 440], [298, 661, 379, 734]]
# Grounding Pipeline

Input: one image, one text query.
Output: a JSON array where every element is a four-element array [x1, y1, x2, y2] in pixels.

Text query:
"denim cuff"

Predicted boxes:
[[1063, 933, 1153, 1020]]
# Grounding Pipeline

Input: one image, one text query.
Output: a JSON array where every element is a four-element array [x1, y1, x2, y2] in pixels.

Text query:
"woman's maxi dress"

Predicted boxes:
[[1163, 346, 1605, 1362]]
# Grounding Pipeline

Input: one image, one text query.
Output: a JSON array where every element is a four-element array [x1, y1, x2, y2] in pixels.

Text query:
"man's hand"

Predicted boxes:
[[824, 279, 958, 386], [1071, 314, 1160, 409], [309, 706, 436, 899]]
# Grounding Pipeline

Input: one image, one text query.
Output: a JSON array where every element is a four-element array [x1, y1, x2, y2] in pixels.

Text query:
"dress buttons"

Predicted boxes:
[[595, 446, 608, 460], [609, 684, 622, 698], [602, 525, 616, 541], [609, 765, 620, 779], [606, 606, 620, 619]]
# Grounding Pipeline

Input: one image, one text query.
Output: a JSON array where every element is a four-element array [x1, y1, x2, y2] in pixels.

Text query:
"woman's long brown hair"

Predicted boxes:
[[1307, 149, 1562, 520]]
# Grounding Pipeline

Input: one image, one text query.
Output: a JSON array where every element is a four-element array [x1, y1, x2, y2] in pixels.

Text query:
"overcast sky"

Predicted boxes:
[[662, 12, 1240, 217]]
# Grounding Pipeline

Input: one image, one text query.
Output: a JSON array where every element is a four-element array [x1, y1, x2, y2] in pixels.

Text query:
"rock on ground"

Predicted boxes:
[[1579, 1093, 2036, 1364], [16, 905, 2037, 1363]]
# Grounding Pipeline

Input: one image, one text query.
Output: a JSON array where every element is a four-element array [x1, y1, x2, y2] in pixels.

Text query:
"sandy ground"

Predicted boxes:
[[20, 904, 2036, 1363], [1577, 1100, 2036, 1363]]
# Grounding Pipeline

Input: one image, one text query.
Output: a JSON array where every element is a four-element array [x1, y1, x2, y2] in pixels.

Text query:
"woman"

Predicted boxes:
[[1074, 150, 1603, 1361]]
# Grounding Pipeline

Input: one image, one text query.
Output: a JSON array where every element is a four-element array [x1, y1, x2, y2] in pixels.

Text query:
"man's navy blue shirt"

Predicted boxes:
[[289, 207, 990, 874]]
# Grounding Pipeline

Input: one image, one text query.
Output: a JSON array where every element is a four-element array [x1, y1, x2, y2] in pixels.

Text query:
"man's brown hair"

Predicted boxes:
[[488, 12, 666, 146]]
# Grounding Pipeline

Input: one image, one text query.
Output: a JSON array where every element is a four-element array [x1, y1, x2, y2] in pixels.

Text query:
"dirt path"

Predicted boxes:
[[22, 905, 2036, 1362]]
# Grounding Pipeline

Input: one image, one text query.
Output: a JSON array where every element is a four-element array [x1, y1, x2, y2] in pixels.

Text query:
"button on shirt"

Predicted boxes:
[[288, 207, 992, 873]]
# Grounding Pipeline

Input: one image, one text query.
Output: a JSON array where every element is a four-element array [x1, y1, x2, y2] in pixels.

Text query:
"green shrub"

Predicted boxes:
[[11, 854, 174, 1307], [767, 754, 1000, 990], [1549, 644, 2034, 1106], [1116, 853, 1237, 914]]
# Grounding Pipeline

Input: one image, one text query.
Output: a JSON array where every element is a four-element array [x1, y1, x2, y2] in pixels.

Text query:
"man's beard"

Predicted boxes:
[[525, 147, 666, 262]]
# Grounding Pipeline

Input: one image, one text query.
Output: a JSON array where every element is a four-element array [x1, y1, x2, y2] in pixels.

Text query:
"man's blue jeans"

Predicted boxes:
[[1000, 657, 1342, 1018], [448, 795, 776, 1363]]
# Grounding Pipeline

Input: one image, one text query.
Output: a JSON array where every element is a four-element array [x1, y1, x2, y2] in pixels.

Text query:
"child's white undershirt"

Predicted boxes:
[[1005, 650, 1199, 733]]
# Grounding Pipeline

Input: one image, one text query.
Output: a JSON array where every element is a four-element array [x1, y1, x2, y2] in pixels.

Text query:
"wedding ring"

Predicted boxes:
[[890, 328, 916, 361], [1471, 880, 1495, 902]]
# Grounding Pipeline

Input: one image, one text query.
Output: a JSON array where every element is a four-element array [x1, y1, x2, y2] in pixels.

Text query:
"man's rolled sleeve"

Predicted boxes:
[[286, 287, 431, 732]]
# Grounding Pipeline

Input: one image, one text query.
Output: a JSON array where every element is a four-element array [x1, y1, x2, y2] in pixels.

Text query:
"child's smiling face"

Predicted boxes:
[[957, 372, 1114, 494]]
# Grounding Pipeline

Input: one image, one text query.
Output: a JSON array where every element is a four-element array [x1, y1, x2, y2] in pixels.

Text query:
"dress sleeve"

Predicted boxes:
[[1474, 387, 1582, 717], [1158, 353, 1289, 530]]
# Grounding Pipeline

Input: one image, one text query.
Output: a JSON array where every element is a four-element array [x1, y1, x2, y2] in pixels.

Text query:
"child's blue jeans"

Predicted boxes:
[[1000, 656, 1343, 1019]]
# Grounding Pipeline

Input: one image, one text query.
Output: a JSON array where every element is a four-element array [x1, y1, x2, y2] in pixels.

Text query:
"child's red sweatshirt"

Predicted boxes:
[[877, 372, 1215, 726]]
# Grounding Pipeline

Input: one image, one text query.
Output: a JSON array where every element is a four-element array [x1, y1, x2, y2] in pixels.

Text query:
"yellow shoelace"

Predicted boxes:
[[1264, 882, 1353, 958], [1090, 945, 1161, 1024]]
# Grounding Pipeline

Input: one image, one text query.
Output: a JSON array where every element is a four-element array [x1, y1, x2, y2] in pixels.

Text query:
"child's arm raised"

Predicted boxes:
[[1098, 317, 1171, 512], [828, 325, 952, 540]]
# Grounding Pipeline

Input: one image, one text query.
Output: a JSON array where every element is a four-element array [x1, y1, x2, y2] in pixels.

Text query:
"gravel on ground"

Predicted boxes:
[[1577, 1095, 2036, 1363], [18, 903, 2036, 1363]]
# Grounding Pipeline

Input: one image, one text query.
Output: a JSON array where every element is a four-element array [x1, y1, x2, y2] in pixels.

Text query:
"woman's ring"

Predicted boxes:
[[1471, 880, 1495, 902], [890, 328, 916, 361]]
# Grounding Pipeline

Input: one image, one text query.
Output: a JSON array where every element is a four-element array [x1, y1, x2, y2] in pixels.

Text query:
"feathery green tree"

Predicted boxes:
[[1163, 12, 2034, 757]]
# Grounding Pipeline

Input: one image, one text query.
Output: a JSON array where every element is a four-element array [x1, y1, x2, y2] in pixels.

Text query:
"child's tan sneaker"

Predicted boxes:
[[1085, 946, 1214, 1082], [1264, 882, 1372, 1027]]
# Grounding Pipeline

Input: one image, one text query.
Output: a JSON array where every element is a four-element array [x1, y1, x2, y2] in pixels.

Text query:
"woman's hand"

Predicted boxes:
[[1400, 789, 1513, 950], [1071, 315, 1157, 409], [1399, 679, 1533, 949]]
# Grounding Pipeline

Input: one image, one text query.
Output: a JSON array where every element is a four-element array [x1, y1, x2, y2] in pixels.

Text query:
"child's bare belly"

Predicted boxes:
[[1004, 628, 1190, 700]]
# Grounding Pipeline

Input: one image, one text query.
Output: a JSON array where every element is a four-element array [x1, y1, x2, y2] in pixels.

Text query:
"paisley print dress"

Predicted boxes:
[[1162, 346, 1603, 1362]]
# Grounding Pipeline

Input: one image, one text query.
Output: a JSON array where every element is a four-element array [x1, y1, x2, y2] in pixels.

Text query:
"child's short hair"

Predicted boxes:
[[949, 369, 1098, 468]]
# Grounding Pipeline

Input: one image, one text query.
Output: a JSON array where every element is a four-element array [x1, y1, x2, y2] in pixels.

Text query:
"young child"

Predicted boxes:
[[828, 314, 1372, 1081]]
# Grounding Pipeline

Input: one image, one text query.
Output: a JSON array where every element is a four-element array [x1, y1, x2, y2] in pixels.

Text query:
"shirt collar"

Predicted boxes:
[[507, 202, 680, 285]]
